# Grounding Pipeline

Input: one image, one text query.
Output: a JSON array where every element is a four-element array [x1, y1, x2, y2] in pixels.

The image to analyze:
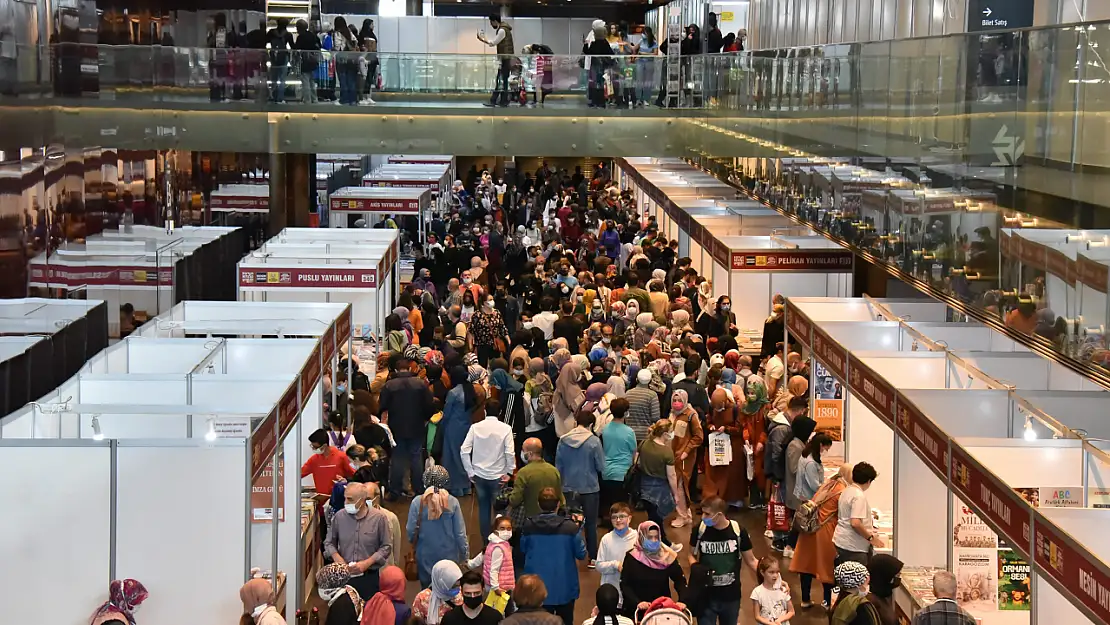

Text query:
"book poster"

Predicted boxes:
[[252, 459, 286, 522], [813, 360, 843, 441], [997, 550, 1032, 610], [1091, 487, 1110, 509], [953, 501, 998, 549], [955, 547, 999, 612]]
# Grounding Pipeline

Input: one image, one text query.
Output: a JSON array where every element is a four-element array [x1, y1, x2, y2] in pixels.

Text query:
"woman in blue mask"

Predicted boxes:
[[411, 560, 463, 624], [619, 521, 686, 618]]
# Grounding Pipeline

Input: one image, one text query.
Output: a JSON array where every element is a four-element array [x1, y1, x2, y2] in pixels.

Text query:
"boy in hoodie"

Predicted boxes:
[[555, 411, 606, 564], [520, 488, 587, 625], [765, 396, 808, 552]]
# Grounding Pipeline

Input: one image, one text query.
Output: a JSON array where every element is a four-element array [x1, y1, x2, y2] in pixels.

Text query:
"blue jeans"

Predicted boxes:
[[474, 477, 502, 540], [338, 64, 359, 105], [566, 490, 600, 560], [697, 598, 741, 625], [269, 64, 288, 102], [389, 437, 424, 497]]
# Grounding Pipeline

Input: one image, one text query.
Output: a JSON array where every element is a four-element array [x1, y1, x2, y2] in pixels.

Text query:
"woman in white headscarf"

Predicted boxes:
[[411, 560, 463, 624]]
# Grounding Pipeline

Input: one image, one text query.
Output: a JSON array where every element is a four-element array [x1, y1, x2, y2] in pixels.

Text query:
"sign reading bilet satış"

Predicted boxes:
[[967, 0, 1034, 32]]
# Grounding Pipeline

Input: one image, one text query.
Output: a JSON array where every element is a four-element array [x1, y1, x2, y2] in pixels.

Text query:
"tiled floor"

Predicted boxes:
[[310, 495, 831, 625]]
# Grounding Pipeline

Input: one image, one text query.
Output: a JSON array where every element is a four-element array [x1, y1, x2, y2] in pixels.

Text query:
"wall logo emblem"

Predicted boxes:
[[991, 124, 1025, 166]]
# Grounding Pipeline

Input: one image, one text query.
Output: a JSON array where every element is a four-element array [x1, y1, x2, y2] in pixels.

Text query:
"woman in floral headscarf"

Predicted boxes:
[[668, 389, 703, 528], [315, 563, 364, 625], [610, 300, 628, 335], [668, 308, 693, 343], [90, 579, 149, 625], [407, 466, 469, 588], [739, 375, 771, 508]]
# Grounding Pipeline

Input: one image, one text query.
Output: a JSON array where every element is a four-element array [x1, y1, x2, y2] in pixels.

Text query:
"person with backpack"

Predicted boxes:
[[265, 17, 293, 102], [686, 496, 757, 625], [780, 412, 817, 559], [790, 461, 847, 610], [764, 397, 805, 553], [293, 19, 320, 103]]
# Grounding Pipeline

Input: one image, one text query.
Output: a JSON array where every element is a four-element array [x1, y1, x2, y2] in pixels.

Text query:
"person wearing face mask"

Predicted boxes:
[[618, 521, 686, 617], [595, 503, 637, 608], [509, 438, 565, 519], [696, 295, 734, 342], [441, 570, 506, 625], [829, 561, 879, 625], [303, 428, 355, 505], [461, 290, 478, 324], [667, 390, 704, 529], [686, 496, 757, 625], [635, 419, 684, 550], [552, 360, 587, 437], [314, 563, 364, 625], [325, 482, 393, 599], [466, 515, 517, 602], [413, 560, 465, 624], [240, 578, 285, 625], [471, 296, 510, 367]]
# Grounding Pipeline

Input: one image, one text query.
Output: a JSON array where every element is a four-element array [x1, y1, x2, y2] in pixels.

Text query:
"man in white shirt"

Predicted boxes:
[[461, 399, 516, 542], [531, 297, 560, 341], [832, 462, 885, 566], [763, 341, 786, 399]]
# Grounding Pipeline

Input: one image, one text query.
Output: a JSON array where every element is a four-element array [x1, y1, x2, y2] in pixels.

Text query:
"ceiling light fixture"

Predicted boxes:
[[91, 415, 104, 441], [1023, 415, 1037, 441]]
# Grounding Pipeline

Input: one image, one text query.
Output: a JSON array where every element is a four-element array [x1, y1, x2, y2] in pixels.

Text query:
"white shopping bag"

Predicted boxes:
[[708, 431, 732, 467], [744, 441, 755, 480]]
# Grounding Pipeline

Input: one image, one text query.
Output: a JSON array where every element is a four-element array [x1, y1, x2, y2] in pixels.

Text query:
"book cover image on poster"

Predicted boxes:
[[955, 548, 998, 612], [953, 502, 997, 548], [812, 360, 844, 441], [814, 361, 842, 399], [997, 550, 1032, 611]]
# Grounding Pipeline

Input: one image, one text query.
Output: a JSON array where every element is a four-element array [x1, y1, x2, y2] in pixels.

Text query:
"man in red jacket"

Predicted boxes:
[[302, 428, 354, 496]]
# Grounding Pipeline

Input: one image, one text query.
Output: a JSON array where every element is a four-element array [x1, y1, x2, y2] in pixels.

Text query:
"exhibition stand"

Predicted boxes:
[[616, 159, 856, 347], [784, 298, 1110, 625], [0, 301, 352, 625], [0, 298, 109, 416], [362, 164, 450, 198], [237, 230, 400, 339], [998, 228, 1100, 322], [327, 186, 432, 238], [210, 183, 270, 215], [27, 226, 244, 336], [387, 154, 456, 182]]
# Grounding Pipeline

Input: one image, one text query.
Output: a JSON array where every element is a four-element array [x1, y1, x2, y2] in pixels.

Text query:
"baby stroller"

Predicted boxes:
[[636, 598, 694, 625]]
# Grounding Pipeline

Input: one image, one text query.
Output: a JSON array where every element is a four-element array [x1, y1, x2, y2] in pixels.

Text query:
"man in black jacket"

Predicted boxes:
[[293, 19, 320, 103], [380, 353, 434, 500], [266, 18, 294, 102]]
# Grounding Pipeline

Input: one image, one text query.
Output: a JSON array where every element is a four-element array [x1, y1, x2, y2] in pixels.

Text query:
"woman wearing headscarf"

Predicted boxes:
[[361, 565, 410, 625], [553, 360, 586, 437], [419, 296, 441, 347], [668, 309, 692, 344], [239, 578, 285, 625], [667, 389, 703, 528], [528, 326, 548, 359], [315, 563, 364, 625], [548, 344, 572, 381], [384, 313, 409, 354], [524, 356, 557, 459], [411, 560, 464, 624], [406, 466, 469, 589], [398, 293, 423, 346], [791, 463, 849, 610], [442, 365, 483, 496], [829, 561, 874, 625], [633, 313, 656, 350], [90, 579, 149, 625], [863, 554, 903, 625], [700, 387, 747, 506], [739, 375, 771, 508], [618, 521, 686, 616], [610, 301, 628, 335], [774, 374, 809, 414], [605, 358, 626, 398], [490, 362, 527, 456]]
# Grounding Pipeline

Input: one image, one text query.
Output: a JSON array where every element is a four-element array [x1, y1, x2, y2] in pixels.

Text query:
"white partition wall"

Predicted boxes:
[[115, 441, 248, 625], [0, 441, 112, 625]]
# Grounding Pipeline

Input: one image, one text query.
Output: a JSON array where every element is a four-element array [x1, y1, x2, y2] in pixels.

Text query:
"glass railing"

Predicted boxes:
[[687, 152, 1110, 383]]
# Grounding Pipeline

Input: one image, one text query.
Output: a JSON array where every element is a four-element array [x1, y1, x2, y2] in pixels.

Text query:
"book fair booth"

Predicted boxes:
[[327, 186, 432, 238], [236, 229, 400, 341], [615, 158, 855, 352], [0, 298, 108, 416], [782, 296, 1110, 625], [0, 301, 352, 625], [27, 225, 245, 336]]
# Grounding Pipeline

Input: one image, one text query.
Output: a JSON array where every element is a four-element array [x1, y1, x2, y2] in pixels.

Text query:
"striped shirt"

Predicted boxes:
[[624, 386, 660, 443]]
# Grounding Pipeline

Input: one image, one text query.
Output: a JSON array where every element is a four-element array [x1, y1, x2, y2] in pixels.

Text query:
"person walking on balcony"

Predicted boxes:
[[478, 14, 515, 107], [266, 18, 293, 103], [294, 20, 320, 104]]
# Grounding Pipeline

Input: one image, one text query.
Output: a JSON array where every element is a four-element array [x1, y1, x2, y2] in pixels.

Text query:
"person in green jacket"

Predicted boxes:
[[829, 561, 882, 625], [509, 437, 565, 518]]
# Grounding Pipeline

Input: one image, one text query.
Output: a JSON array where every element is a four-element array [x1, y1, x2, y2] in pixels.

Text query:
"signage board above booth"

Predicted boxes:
[[330, 197, 422, 214], [730, 250, 854, 272], [29, 265, 174, 288], [239, 268, 379, 288], [210, 195, 269, 213]]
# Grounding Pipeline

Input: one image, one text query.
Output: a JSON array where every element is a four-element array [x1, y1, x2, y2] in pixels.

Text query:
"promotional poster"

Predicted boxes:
[[997, 550, 1032, 610], [813, 360, 843, 441]]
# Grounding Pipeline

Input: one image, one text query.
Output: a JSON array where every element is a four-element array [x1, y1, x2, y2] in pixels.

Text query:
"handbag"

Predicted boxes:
[[624, 450, 644, 505], [794, 481, 839, 534], [494, 337, 507, 354], [404, 496, 423, 581], [766, 484, 791, 532]]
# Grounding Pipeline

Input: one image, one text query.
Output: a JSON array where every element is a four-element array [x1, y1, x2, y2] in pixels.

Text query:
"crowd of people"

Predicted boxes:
[[200, 13, 748, 109], [221, 160, 984, 625]]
